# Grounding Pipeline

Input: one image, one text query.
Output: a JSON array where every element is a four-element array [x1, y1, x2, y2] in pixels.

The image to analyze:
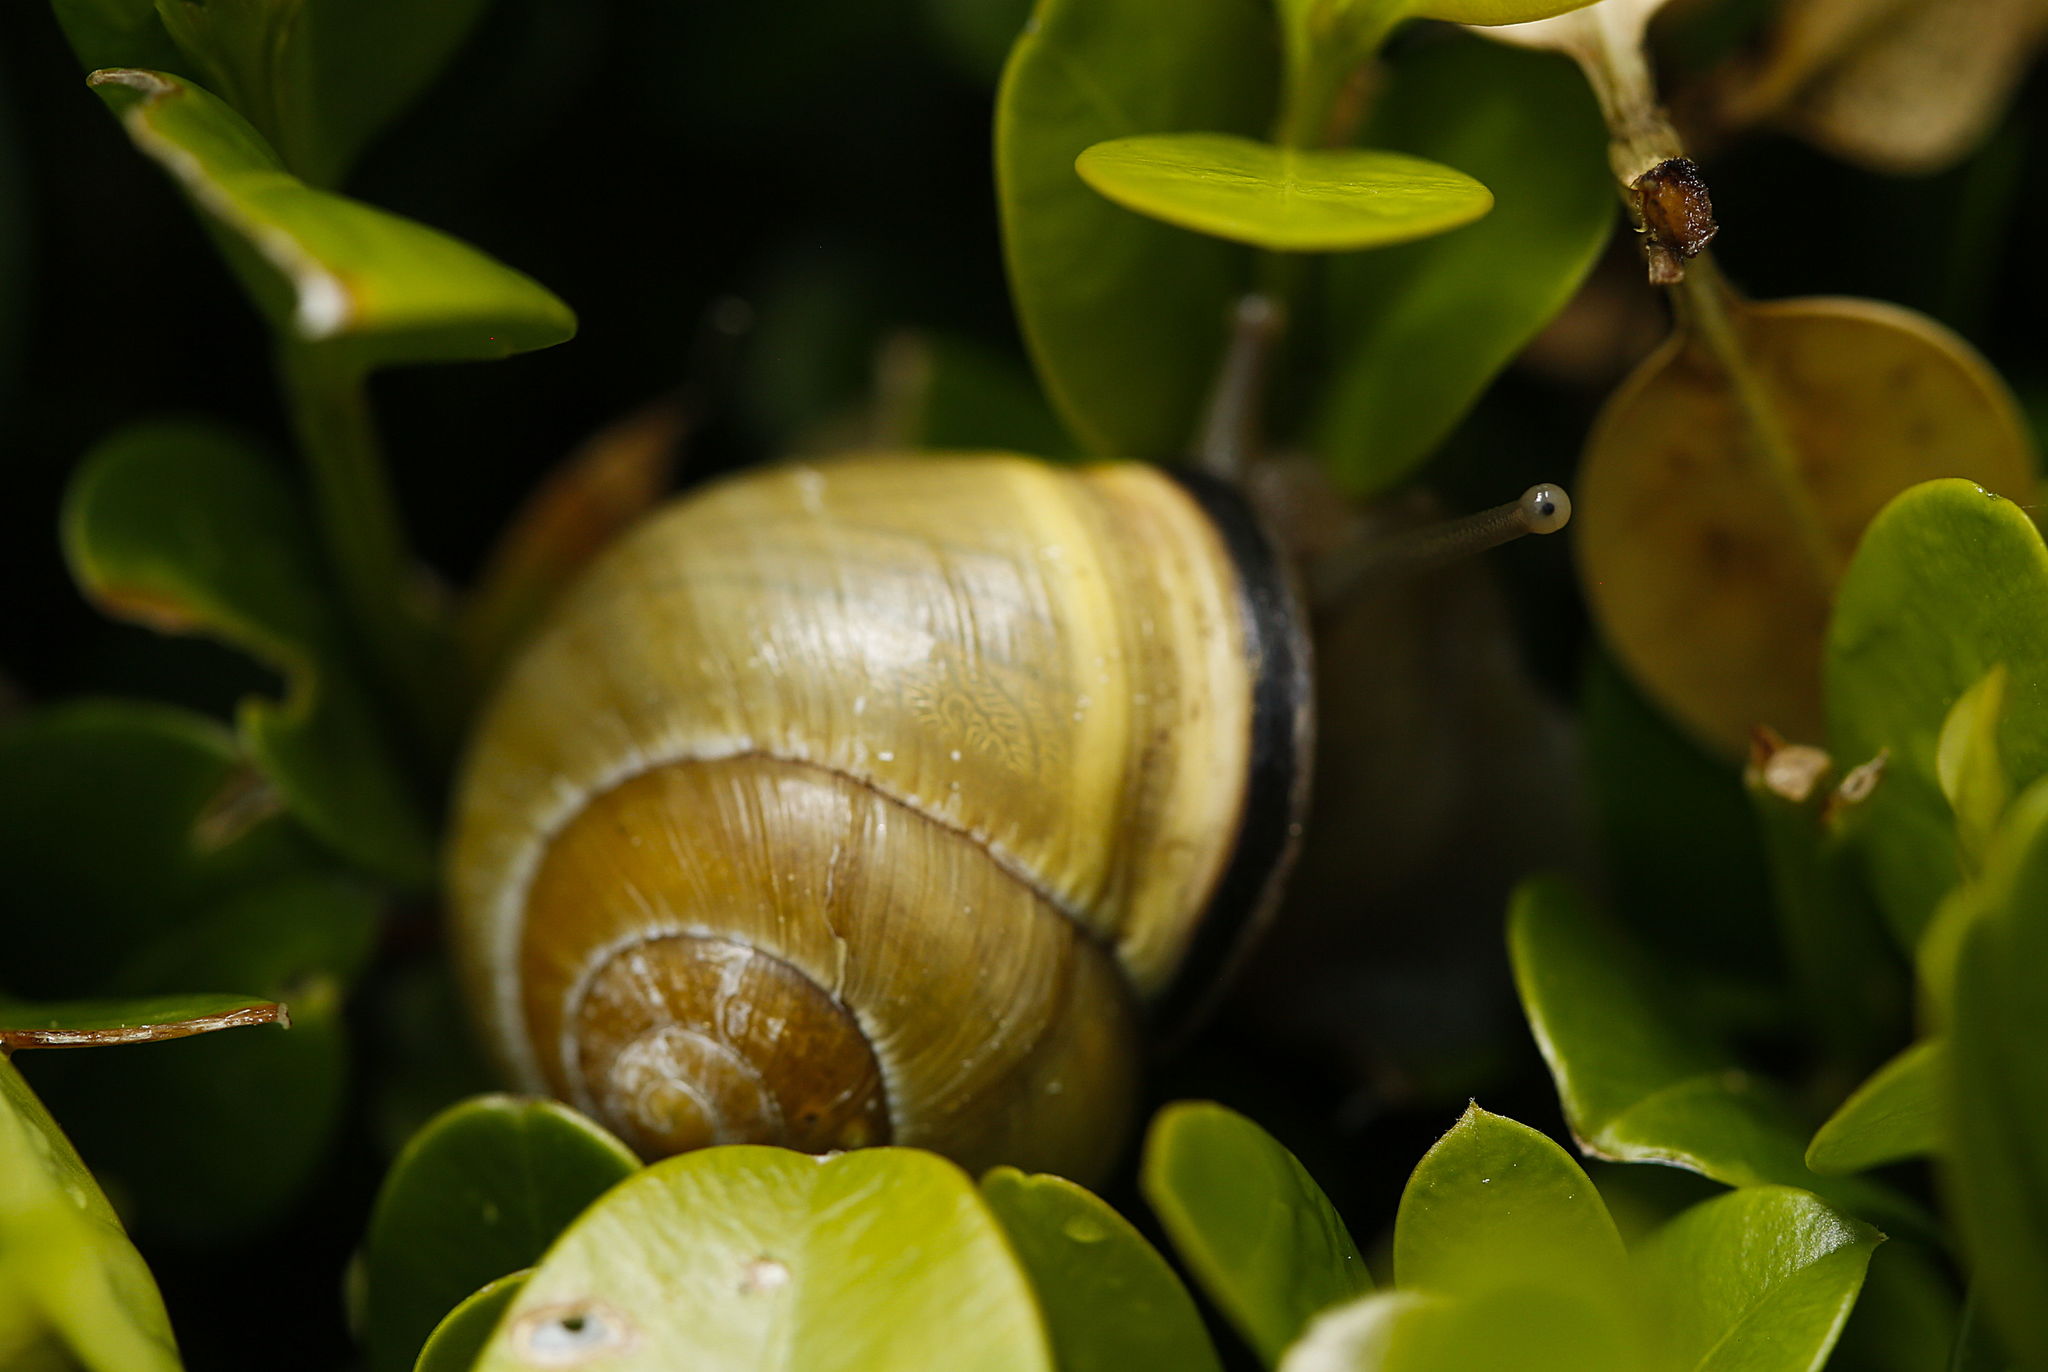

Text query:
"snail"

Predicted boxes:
[[448, 451, 1569, 1182]]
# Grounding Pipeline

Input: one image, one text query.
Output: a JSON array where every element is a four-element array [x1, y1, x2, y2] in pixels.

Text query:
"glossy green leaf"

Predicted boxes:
[[361, 1096, 640, 1372], [0, 699, 326, 999], [1315, 39, 1611, 492], [20, 871, 378, 1243], [472, 1146, 1053, 1372], [1636, 1186, 1880, 1372], [91, 70, 575, 367], [64, 418, 433, 884], [998, 0, 1277, 457], [152, 0, 492, 187], [1827, 480, 2048, 947], [1508, 877, 1908, 1226], [0, 993, 285, 1049], [1142, 1101, 1372, 1366], [1075, 134, 1491, 253], [1393, 1105, 1625, 1299], [1807, 1041, 1945, 1175], [982, 1168, 1221, 1372], [0, 1054, 181, 1372], [414, 1272, 529, 1372], [1937, 664, 2012, 870], [1944, 779, 2048, 1371], [1279, 1285, 1636, 1372]]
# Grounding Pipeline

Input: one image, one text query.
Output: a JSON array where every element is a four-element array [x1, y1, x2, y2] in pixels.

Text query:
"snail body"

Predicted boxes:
[[449, 453, 1310, 1182]]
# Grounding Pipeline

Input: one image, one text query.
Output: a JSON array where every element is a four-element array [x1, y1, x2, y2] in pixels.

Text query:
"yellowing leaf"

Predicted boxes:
[[1577, 294, 2037, 756], [1718, 0, 2048, 176]]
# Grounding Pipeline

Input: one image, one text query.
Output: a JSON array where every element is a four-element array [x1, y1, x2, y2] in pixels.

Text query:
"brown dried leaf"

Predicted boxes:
[[460, 401, 685, 686], [1577, 296, 2037, 755], [1722, 0, 2048, 174]]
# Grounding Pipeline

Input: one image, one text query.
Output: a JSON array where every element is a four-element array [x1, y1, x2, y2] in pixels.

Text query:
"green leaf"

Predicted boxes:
[[471, 1146, 1054, 1372], [63, 419, 434, 885], [152, 0, 492, 187], [91, 69, 575, 368], [1278, 1285, 1638, 1372], [1315, 39, 1611, 492], [1075, 134, 1491, 253], [1944, 781, 2048, 1370], [19, 872, 379, 1243], [0, 700, 327, 999], [982, 1168, 1221, 1372], [1635, 1186, 1881, 1372], [1412, 0, 1596, 19], [1508, 877, 1909, 1226], [1142, 1101, 1372, 1366], [0, 1054, 182, 1372], [1392, 1104, 1625, 1299], [1807, 1041, 1945, 1175], [414, 1272, 529, 1372], [997, 0, 1277, 457], [0, 993, 285, 1049], [1827, 480, 2048, 947], [361, 1096, 640, 1372], [1937, 664, 2012, 870]]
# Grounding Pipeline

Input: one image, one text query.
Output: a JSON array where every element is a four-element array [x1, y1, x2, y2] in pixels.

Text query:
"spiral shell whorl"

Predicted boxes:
[[449, 454, 1288, 1182], [568, 933, 889, 1157]]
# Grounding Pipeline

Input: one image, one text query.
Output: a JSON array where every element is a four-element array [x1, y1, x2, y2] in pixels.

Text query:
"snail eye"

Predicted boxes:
[[512, 1299, 635, 1366], [1518, 484, 1572, 535]]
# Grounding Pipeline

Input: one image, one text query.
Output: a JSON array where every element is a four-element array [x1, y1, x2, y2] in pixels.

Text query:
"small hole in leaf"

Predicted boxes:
[[512, 1299, 636, 1366]]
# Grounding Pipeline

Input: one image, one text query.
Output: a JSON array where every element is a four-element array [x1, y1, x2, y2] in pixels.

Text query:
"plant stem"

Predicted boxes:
[[280, 343, 459, 766], [1670, 255, 1841, 591], [1194, 295, 1286, 481]]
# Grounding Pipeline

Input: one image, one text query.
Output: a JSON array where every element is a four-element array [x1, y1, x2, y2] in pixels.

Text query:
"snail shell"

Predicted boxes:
[[448, 453, 1310, 1182]]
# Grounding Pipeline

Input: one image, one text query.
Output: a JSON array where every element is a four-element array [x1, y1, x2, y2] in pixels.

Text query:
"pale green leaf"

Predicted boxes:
[[471, 1147, 1053, 1372], [1076, 133, 1491, 253], [0, 1055, 182, 1372]]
